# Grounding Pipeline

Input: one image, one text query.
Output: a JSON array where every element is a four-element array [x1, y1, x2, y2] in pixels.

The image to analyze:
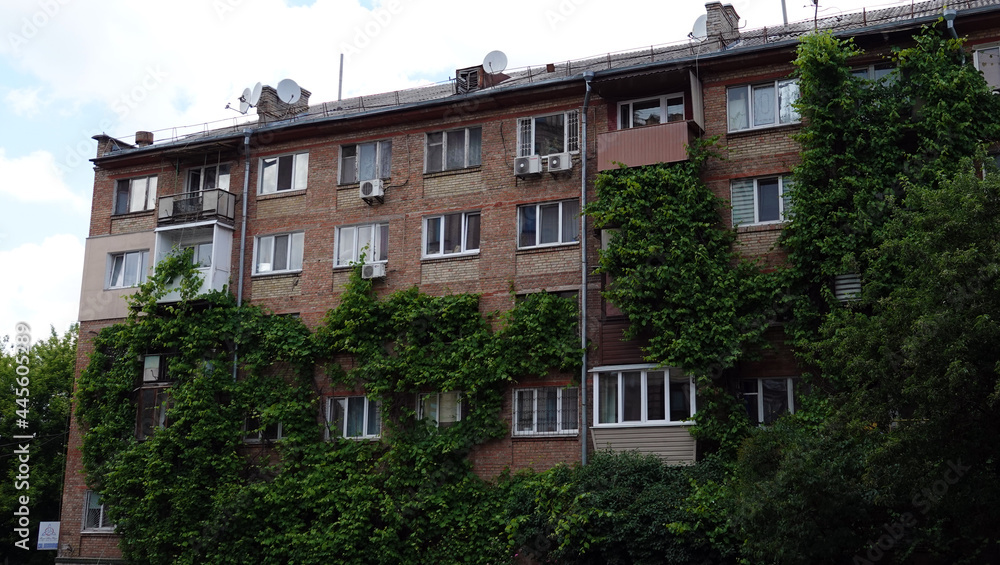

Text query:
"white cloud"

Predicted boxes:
[[0, 147, 89, 213], [5, 86, 44, 116], [0, 234, 84, 339]]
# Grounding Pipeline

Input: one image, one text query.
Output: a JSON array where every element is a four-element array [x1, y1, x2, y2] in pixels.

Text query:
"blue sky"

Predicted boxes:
[[0, 0, 884, 339]]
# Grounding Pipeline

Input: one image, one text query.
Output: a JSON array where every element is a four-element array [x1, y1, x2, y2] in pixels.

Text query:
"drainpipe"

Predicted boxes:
[[233, 129, 252, 381], [581, 71, 594, 466]]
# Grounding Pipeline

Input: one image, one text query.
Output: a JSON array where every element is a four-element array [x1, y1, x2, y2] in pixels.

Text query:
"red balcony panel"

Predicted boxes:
[[597, 120, 697, 171]]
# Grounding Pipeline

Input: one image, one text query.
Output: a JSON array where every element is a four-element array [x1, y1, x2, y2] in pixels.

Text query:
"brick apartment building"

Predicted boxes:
[[56, 1, 1000, 562]]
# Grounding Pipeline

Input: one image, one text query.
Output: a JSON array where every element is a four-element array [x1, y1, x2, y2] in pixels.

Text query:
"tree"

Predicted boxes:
[[0, 325, 77, 565]]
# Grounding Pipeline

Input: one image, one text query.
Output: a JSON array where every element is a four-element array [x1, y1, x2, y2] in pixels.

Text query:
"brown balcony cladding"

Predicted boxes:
[[596, 120, 699, 171], [156, 189, 236, 226]]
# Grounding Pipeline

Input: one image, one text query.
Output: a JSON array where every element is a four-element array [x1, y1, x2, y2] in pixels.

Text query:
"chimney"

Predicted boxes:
[[135, 131, 154, 147], [705, 2, 741, 50], [256, 84, 312, 124]]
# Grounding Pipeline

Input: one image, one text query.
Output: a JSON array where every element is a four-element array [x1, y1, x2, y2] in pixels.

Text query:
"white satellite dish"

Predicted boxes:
[[483, 50, 508, 74], [690, 14, 708, 41], [276, 78, 302, 104], [240, 87, 252, 113], [250, 82, 262, 105]]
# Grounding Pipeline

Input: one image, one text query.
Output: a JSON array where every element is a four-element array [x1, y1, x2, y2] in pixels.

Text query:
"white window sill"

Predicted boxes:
[[512, 431, 579, 438], [257, 188, 306, 198], [516, 241, 580, 252], [726, 121, 801, 135], [421, 251, 480, 262], [251, 269, 302, 278], [332, 261, 388, 271]]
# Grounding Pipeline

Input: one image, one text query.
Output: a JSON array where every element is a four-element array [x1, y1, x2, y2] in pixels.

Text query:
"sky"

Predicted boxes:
[[0, 0, 902, 340]]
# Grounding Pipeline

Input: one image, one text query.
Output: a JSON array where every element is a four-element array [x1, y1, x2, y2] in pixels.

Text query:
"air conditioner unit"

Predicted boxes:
[[361, 263, 386, 279], [359, 179, 384, 200], [547, 152, 573, 172], [515, 155, 542, 177]]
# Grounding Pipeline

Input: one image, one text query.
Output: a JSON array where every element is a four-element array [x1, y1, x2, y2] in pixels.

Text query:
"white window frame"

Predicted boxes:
[[517, 199, 580, 249], [975, 45, 1000, 92], [258, 152, 308, 195], [418, 391, 465, 428], [326, 396, 381, 440], [186, 163, 231, 193], [513, 387, 579, 436], [253, 232, 304, 275], [741, 377, 801, 426], [425, 126, 482, 173], [617, 93, 685, 129], [340, 140, 392, 184], [726, 79, 800, 132], [82, 490, 114, 532], [422, 211, 481, 258], [730, 175, 793, 227], [850, 63, 896, 83], [591, 365, 696, 427], [106, 250, 149, 289], [517, 111, 580, 157], [113, 175, 158, 215], [335, 223, 389, 267]]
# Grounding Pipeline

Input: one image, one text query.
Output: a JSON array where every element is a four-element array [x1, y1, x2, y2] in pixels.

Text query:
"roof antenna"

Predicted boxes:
[[780, 0, 788, 25], [226, 82, 262, 114], [813, 0, 819, 31]]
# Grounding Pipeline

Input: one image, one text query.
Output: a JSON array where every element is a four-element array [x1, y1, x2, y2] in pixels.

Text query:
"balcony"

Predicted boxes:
[[157, 189, 236, 226], [153, 222, 233, 303], [597, 121, 699, 172]]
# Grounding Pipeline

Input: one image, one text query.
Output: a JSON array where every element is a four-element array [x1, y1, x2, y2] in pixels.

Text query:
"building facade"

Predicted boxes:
[[57, 1, 1000, 562]]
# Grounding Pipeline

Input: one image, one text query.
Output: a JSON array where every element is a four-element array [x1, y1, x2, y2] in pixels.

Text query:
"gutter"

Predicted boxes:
[[580, 71, 594, 466]]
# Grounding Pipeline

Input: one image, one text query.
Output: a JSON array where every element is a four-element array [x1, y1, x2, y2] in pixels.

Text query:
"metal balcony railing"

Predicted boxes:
[[157, 189, 236, 225]]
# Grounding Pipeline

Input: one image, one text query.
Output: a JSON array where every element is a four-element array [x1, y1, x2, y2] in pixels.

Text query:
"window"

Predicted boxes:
[[730, 175, 793, 227], [253, 232, 304, 275], [851, 63, 896, 83], [136, 355, 172, 440], [244, 413, 284, 442], [517, 111, 580, 156], [184, 242, 213, 268], [514, 387, 579, 436], [326, 396, 381, 439], [976, 47, 1000, 91], [259, 152, 308, 194], [727, 80, 799, 132], [107, 250, 149, 289], [336, 223, 388, 266], [594, 367, 695, 425], [741, 377, 803, 425], [518, 200, 580, 248], [187, 164, 231, 192], [340, 140, 392, 184], [83, 491, 114, 531], [423, 212, 480, 257], [419, 391, 464, 428], [618, 94, 684, 128], [425, 127, 482, 172], [113, 175, 157, 215]]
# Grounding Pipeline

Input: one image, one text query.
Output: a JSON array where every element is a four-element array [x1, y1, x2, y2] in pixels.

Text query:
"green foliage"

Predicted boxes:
[[587, 140, 777, 379], [505, 451, 729, 565], [0, 326, 76, 565], [77, 256, 581, 564]]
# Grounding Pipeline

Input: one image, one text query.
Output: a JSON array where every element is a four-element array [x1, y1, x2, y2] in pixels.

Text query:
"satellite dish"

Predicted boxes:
[[276, 78, 302, 104], [250, 82, 263, 105], [240, 87, 252, 113], [483, 50, 508, 74], [690, 14, 708, 41]]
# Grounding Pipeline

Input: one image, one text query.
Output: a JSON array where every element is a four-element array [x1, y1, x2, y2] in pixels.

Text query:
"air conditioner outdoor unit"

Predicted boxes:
[[361, 263, 386, 279], [515, 155, 542, 177], [359, 179, 384, 200], [547, 152, 573, 172]]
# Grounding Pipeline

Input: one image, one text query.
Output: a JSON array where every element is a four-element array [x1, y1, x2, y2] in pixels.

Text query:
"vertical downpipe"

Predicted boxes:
[[580, 71, 594, 466], [233, 129, 252, 381]]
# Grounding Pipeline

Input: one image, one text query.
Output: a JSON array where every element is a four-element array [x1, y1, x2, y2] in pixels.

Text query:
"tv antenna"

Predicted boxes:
[[483, 50, 508, 74], [227, 81, 262, 114], [689, 14, 707, 42], [277, 78, 302, 104]]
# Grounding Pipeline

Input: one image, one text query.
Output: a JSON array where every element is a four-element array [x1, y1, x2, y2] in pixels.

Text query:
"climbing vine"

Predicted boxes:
[[76, 252, 581, 564]]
